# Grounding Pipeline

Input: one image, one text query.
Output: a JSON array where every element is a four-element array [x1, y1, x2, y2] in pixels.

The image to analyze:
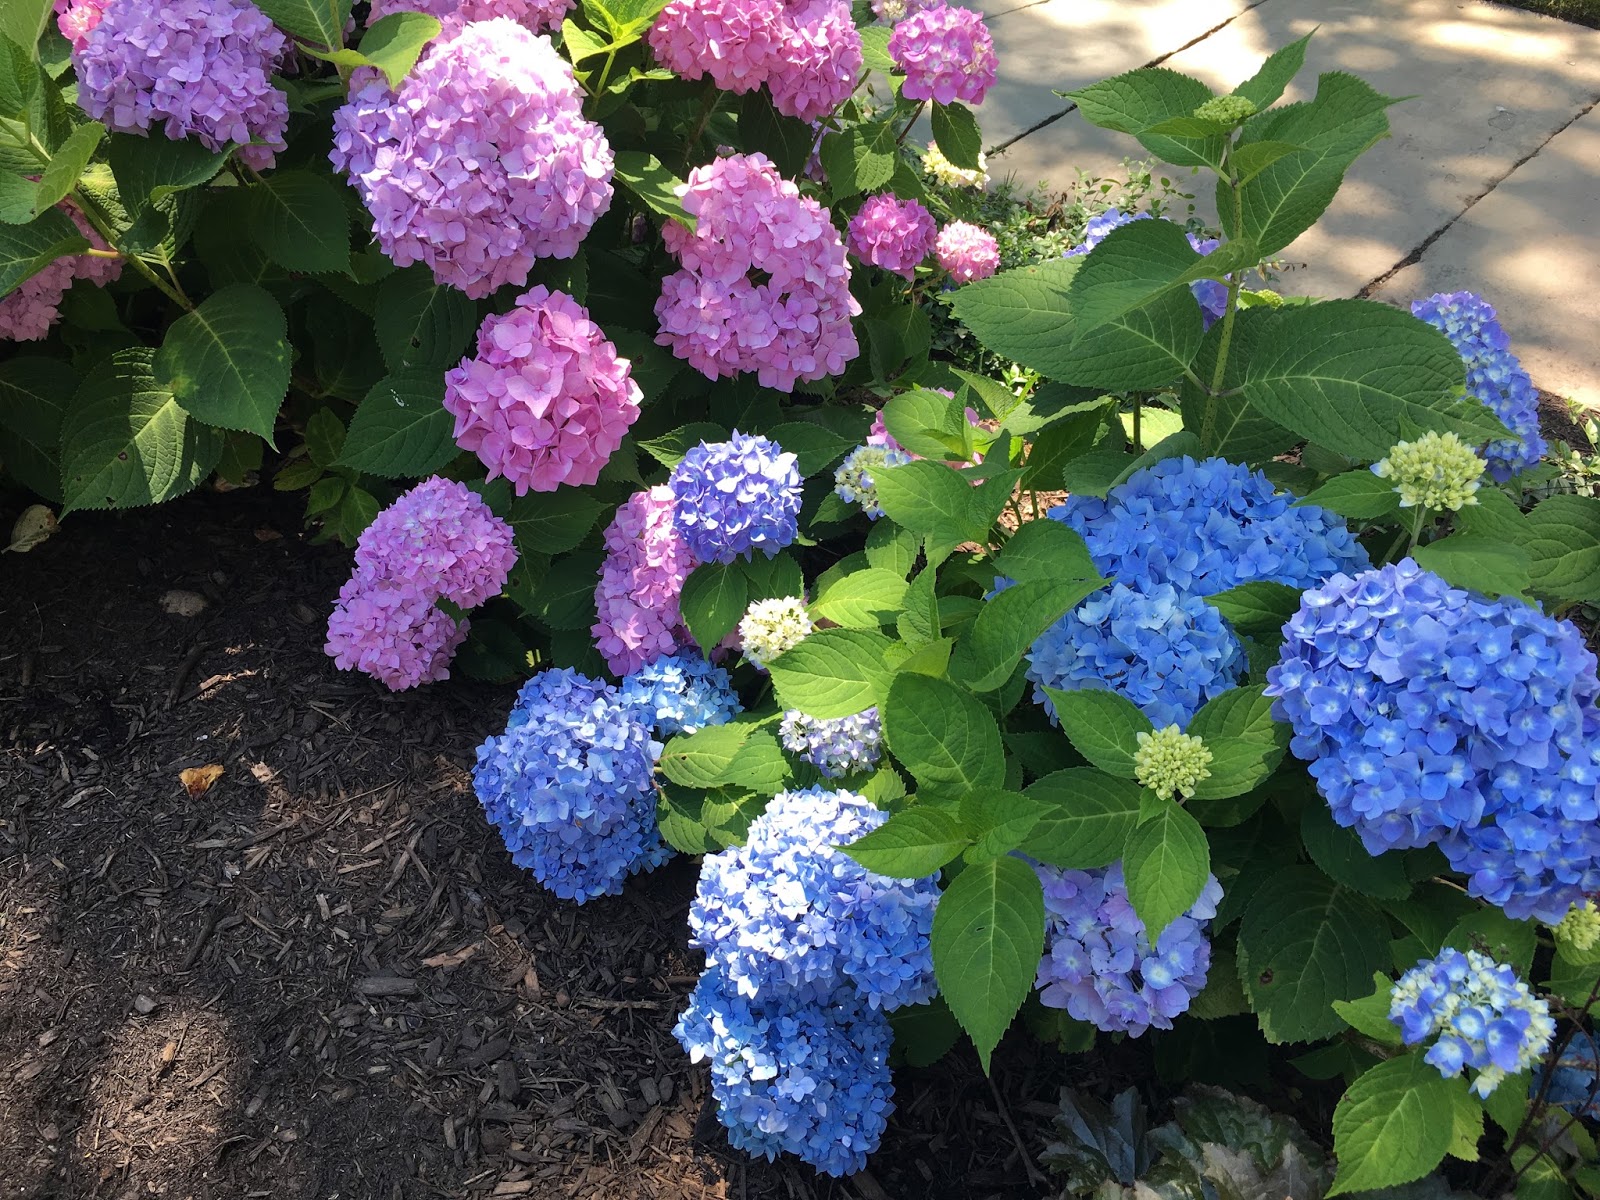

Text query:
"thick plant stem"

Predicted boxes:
[[896, 100, 927, 146], [681, 83, 720, 170], [70, 188, 193, 311], [1197, 177, 1245, 452]]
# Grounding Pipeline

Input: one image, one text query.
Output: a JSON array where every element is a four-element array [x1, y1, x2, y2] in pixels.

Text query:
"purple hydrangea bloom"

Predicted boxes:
[[368, 0, 575, 34], [934, 220, 1000, 284], [1411, 291, 1546, 481], [1026, 582, 1246, 729], [592, 486, 699, 676], [846, 193, 937, 279], [352, 476, 517, 609], [331, 19, 613, 298], [887, 3, 997, 105], [325, 573, 468, 690], [472, 669, 670, 903], [74, 0, 290, 170], [669, 431, 803, 564], [674, 967, 894, 1176], [1266, 558, 1600, 922], [778, 708, 883, 778], [620, 652, 740, 739], [690, 787, 940, 1011], [1035, 862, 1222, 1036]]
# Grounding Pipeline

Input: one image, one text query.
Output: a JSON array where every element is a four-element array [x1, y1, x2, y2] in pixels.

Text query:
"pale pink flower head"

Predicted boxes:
[[443, 286, 642, 495], [648, 0, 787, 95], [767, 0, 862, 122], [888, 3, 997, 106], [0, 203, 122, 342], [54, 0, 111, 52], [368, 0, 575, 34], [593, 486, 700, 676], [935, 220, 999, 284], [354, 476, 518, 608], [846, 193, 938, 279], [325, 571, 469, 691]]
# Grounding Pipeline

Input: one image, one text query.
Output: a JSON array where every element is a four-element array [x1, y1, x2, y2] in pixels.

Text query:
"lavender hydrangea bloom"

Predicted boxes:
[[690, 787, 940, 1011], [1266, 558, 1600, 922], [352, 476, 516, 609], [669, 431, 803, 563], [779, 708, 883, 778], [1412, 291, 1545, 481], [674, 967, 894, 1176], [473, 669, 670, 903], [325, 573, 468, 690], [1053, 456, 1369, 597], [74, 0, 290, 170], [1035, 862, 1222, 1036], [620, 652, 740, 739], [1026, 582, 1246, 728]]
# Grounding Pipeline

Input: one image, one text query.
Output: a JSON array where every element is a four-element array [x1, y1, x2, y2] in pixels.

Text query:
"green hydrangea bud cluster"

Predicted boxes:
[[1193, 94, 1257, 125], [1133, 725, 1213, 801], [738, 596, 813, 668], [1372, 430, 1485, 511], [1555, 899, 1600, 955]]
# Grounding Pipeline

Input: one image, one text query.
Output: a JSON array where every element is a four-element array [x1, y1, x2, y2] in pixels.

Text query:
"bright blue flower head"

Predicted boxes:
[[669, 430, 803, 563], [619, 652, 740, 739], [1035, 862, 1221, 1036], [1064, 211, 1230, 327], [473, 668, 671, 904], [674, 966, 894, 1177], [779, 708, 884, 778], [1064, 208, 1147, 257], [1054, 456, 1369, 598], [690, 786, 940, 1011], [1026, 582, 1246, 729], [1266, 559, 1600, 922], [1390, 947, 1554, 1097], [1411, 291, 1545, 482]]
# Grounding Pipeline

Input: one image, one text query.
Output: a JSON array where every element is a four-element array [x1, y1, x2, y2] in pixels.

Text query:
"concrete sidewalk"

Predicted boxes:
[[972, 0, 1600, 408]]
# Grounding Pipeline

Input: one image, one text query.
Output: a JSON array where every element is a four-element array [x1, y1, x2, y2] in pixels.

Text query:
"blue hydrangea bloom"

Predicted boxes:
[[1412, 291, 1546, 482], [619, 652, 740, 740], [674, 966, 894, 1177], [669, 430, 803, 563], [1390, 947, 1555, 1097], [1064, 210, 1230, 327], [1540, 1029, 1600, 1119], [1026, 582, 1246, 728], [1054, 456, 1369, 598], [690, 787, 940, 1011], [1063, 208, 1147, 257], [1035, 861, 1222, 1036], [1266, 558, 1600, 922], [473, 668, 671, 904], [778, 708, 884, 778]]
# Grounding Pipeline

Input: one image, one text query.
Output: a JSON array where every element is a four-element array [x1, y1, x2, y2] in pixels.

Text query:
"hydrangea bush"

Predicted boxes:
[[7, 3, 1600, 1192]]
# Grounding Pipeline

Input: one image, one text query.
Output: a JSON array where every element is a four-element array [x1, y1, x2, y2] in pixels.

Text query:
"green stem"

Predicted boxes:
[[1198, 174, 1245, 451], [896, 100, 927, 146], [1406, 505, 1428, 553], [71, 188, 193, 311], [1131, 395, 1142, 451], [594, 45, 619, 97], [681, 83, 720, 170]]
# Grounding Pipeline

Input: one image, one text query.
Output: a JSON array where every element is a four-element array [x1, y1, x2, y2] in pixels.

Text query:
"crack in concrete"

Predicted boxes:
[[1358, 90, 1600, 298], [986, 0, 1054, 22]]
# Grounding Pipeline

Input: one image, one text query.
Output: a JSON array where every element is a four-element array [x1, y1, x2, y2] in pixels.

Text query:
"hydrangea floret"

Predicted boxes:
[[1389, 948, 1555, 1097], [1192, 94, 1256, 124], [887, 4, 997, 105], [620, 652, 741, 739], [1372, 431, 1485, 511], [935, 220, 1000, 284], [53, 0, 109, 53], [846, 193, 938, 279], [325, 574, 469, 691], [669, 431, 803, 562], [779, 708, 884, 778], [1133, 726, 1213, 802], [1555, 900, 1600, 955], [920, 141, 987, 188], [351, 476, 517, 608], [593, 486, 699, 677], [738, 596, 813, 668], [834, 444, 913, 519]]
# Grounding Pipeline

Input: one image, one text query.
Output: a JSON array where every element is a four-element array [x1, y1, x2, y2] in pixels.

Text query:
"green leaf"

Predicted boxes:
[[1331, 974, 1405, 1045], [0, 354, 72, 500], [843, 807, 968, 879], [660, 721, 790, 792], [1413, 534, 1530, 599], [930, 101, 982, 171], [353, 12, 439, 87], [1229, 139, 1307, 186], [1300, 803, 1412, 900], [508, 490, 603, 558], [993, 517, 1100, 587], [1545, 946, 1600, 1008], [766, 420, 853, 478], [1523, 494, 1600, 603], [1204, 580, 1301, 642], [1123, 800, 1209, 939], [1180, 308, 1295, 464], [959, 789, 1046, 861], [1232, 31, 1313, 110], [304, 407, 345, 468], [247, 171, 351, 274], [1021, 769, 1145, 869], [1448, 1084, 1484, 1162], [737, 90, 814, 178], [769, 627, 894, 719], [897, 566, 939, 647], [336, 371, 458, 477], [946, 257, 1081, 382], [889, 998, 961, 1068], [658, 782, 766, 854], [639, 421, 727, 469], [883, 673, 1005, 791], [931, 855, 1045, 1072], [373, 264, 479, 373], [875, 458, 988, 552], [864, 520, 918, 577], [819, 121, 897, 199], [613, 150, 694, 228], [1183, 684, 1288, 800], [153, 284, 291, 443], [1442, 908, 1536, 976], [1327, 1054, 1457, 1195], [252, 0, 352, 46], [1236, 300, 1511, 460], [1063, 67, 1225, 169], [1039, 687, 1151, 777], [739, 552, 804, 605], [60, 348, 223, 513], [32, 121, 102, 216], [1297, 468, 1403, 519], [0, 1, 51, 58], [679, 561, 750, 653], [883, 387, 969, 461], [949, 577, 1104, 693], [811, 567, 907, 628], [0, 206, 88, 296], [1239, 867, 1390, 1043], [1458, 484, 1528, 543]]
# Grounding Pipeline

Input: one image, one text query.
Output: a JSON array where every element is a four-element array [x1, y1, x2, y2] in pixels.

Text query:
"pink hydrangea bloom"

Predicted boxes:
[[767, 0, 862, 122], [54, 0, 110, 52], [593, 486, 700, 676], [846, 193, 937, 279], [368, 0, 575, 34], [887, 4, 996, 106], [74, 0, 290, 171], [443, 286, 641, 494], [648, 0, 787, 95], [935, 220, 999, 284], [325, 571, 470, 691], [0, 204, 122, 342], [330, 19, 613, 299], [353, 476, 517, 608], [655, 152, 860, 392]]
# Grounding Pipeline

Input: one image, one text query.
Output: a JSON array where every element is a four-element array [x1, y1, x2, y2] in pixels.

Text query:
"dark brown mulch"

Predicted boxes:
[[1539, 389, 1596, 453], [0, 486, 1065, 1200]]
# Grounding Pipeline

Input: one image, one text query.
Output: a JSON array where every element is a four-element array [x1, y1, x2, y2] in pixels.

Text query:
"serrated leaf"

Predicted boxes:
[[959, 789, 1045, 861], [60, 348, 223, 513], [949, 577, 1104, 692], [353, 11, 439, 87], [0, 3, 51, 58], [993, 518, 1100, 587], [247, 171, 351, 274], [811, 567, 907, 628], [947, 258, 1081, 382], [679, 561, 750, 653], [930, 101, 982, 171], [1413, 534, 1530, 599], [1040, 686, 1151, 777], [337, 371, 458, 477], [766, 420, 852, 477], [613, 150, 693, 228], [897, 566, 939, 646], [883, 387, 969, 461], [1063, 67, 1224, 169], [639, 421, 728, 469], [252, 0, 352, 47], [864, 519, 918, 576], [876, 458, 989, 552], [1523, 494, 1600, 603], [1021, 769, 1144, 869], [153, 284, 291, 442], [1232, 32, 1313, 110], [883, 673, 1004, 791], [768, 627, 894, 719], [660, 721, 790, 792], [0, 354, 72, 499], [32, 121, 102, 216], [819, 121, 896, 199], [1184, 685, 1287, 800], [508, 490, 603, 557], [931, 855, 1044, 1072], [1123, 800, 1209, 939], [1204, 580, 1301, 642], [843, 807, 968, 878], [1297, 468, 1403, 519], [658, 781, 767, 854], [373, 264, 479, 373], [1331, 974, 1404, 1045], [1327, 1055, 1456, 1195], [1300, 803, 1412, 900], [0, 206, 88, 296]]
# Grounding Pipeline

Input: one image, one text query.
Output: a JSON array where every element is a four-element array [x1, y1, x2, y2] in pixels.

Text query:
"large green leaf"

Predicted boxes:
[[875, 458, 990, 555], [679, 561, 750, 653], [508, 490, 604, 558], [1183, 685, 1288, 800], [931, 855, 1045, 1072], [337, 371, 458, 477], [373, 264, 479, 373], [659, 721, 790, 793], [0, 1, 51, 59], [1328, 1055, 1458, 1195], [1296, 468, 1403, 519], [252, 0, 352, 46], [1124, 800, 1210, 940], [1179, 307, 1295, 463], [1523, 494, 1600, 603], [106, 132, 228, 227], [1231, 31, 1313, 110], [811, 567, 907, 629], [60, 348, 223, 513], [1063, 67, 1225, 169], [247, 171, 352, 274], [31, 121, 102, 216], [1239, 868, 1390, 1043], [1299, 802, 1411, 900], [0, 354, 74, 499], [0, 206, 88, 296], [948, 577, 1103, 692], [768, 628, 895, 719], [883, 673, 1005, 792], [153, 284, 291, 442], [350, 11, 439, 87], [992, 517, 1100, 587], [843, 807, 968, 879], [612, 150, 693, 228], [819, 120, 897, 199], [1204, 580, 1301, 643], [1021, 769, 1145, 869], [930, 101, 982, 171], [1412, 534, 1530, 599], [947, 258, 1081, 382], [1040, 686, 1151, 777]]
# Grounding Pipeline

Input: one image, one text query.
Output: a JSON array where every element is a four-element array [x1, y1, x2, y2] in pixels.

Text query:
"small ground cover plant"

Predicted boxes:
[[6, 0, 1600, 1192]]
